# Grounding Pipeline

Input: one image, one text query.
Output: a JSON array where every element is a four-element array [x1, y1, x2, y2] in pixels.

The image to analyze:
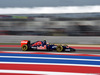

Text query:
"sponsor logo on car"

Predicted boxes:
[[37, 45, 46, 50], [52, 46, 57, 48], [21, 41, 28, 43]]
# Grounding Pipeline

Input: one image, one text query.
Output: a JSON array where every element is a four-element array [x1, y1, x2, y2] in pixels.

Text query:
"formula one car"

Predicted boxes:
[[21, 40, 76, 52]]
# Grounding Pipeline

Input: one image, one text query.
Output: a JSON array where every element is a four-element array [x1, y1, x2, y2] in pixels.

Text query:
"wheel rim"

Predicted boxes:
[[58, 47, 61, 50], [56, 46, 63, 52], [22, 45, 28, 51]]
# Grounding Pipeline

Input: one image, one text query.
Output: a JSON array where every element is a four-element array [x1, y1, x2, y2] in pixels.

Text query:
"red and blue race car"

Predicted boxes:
[[21, 40, 76, 52]]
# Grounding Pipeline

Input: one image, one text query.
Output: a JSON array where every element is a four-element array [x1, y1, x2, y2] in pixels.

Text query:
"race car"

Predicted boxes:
[[21, 40, 76, 52]]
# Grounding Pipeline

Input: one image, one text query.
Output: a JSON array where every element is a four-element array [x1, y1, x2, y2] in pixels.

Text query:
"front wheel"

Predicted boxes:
[[21, 45, 29, 51], [56, 45, 63, 52]]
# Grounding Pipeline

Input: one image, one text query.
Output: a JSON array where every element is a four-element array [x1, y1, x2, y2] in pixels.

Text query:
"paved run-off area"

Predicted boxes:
[[0, 44, 100, 75], [0, 51, 100, 75]]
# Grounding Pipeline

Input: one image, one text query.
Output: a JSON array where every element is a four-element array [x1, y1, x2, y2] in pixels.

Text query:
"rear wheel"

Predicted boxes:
[[21, 45, 29, 51], [56, 45, 63, 52]]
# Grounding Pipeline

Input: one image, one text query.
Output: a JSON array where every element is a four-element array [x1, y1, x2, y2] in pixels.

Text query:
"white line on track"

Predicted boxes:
[[0, 70, 96, 75], [0, 62, 100, 67], [1, 51, 100, 55], [0, 56, 100, 62]]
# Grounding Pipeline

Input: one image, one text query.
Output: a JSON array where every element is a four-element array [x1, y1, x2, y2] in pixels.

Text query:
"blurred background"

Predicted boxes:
[[0, 13, 100, 36], [0, 0, 100, 44]]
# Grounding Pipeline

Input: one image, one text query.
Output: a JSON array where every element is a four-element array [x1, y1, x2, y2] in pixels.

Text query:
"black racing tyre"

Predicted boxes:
[[56, 45, 63, 52], [21, 45, 29, 51]]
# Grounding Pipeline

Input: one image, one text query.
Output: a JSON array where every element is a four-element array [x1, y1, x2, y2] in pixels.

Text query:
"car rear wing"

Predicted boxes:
[[21, 40, 29, 47]]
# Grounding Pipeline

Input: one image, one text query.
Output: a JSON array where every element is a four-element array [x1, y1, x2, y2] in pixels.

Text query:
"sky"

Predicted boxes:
[[0, 0, 100, 7], [0, 0, 100, 14]]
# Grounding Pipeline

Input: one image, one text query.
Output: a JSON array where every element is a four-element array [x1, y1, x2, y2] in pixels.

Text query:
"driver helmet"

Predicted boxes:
[[43, 40, 46, 45]]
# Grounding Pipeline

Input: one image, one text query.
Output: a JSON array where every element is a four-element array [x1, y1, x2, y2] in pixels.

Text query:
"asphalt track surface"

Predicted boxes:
[[0, 47, 100, 54]]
